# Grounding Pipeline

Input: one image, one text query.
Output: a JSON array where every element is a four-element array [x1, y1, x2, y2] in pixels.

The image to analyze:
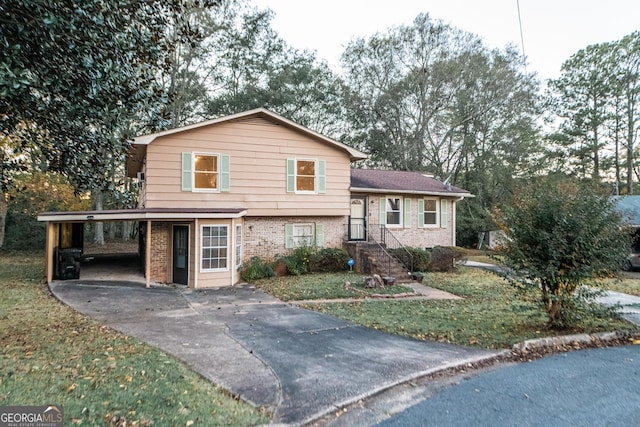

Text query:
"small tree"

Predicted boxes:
[[494, 179, 631, 328]]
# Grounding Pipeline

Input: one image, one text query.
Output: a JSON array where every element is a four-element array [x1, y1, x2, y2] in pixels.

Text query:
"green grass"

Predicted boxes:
[[254, 272, 415, 301], [287, 268, 637, 350], [0, 251, 269, 426], [605, 276, 640, 296]]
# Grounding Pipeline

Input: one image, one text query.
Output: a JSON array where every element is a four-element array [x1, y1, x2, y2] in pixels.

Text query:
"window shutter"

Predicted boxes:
[[181, 152, 192, 191], [440, 199, 448, 228], [285, 224, 294, 249], [286, 159, 295, 192], [219, 155, 230, 192], [418, 199, 425, 228], [315, 223, 324, 247], [379, 197, 386, 226], [404, 198, 412, 228], [317, 160, 326, 193]]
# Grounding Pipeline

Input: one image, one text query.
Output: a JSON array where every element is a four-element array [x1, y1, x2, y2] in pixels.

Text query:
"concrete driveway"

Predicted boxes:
[[50, 280, 500, 425]]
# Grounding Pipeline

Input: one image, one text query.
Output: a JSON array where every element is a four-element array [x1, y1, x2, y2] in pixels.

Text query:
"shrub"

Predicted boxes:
[[240, 256, 275, 282], [426, 246, 467, 272], [280, 246, 314, 276], [390, 247, 431, 272], [309, 248, 350, 272]]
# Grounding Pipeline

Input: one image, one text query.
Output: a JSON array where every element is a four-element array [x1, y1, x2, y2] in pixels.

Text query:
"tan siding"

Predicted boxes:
[[143, 119, 353, 216]]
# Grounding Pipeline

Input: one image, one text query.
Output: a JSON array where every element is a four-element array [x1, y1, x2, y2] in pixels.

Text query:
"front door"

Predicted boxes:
[[173, 225, 189, 285], [350, 197, 367, 240]]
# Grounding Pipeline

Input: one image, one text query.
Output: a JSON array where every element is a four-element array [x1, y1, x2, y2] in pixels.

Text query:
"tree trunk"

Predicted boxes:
[[93, 190, 105, 245], [0, 196, 7, 248]]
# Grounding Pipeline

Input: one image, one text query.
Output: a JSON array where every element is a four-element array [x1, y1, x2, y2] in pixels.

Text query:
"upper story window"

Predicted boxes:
[[194, 154, 218, 189], [181, 152, 230, 192], [287, 158, 326, 194]]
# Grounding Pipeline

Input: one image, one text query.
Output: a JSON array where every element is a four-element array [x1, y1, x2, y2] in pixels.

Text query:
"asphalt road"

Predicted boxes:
[[376, 345, 640, 427]]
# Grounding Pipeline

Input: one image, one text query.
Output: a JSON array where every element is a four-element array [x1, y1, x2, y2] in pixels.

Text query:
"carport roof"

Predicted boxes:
[[37, 207, 247, 222]]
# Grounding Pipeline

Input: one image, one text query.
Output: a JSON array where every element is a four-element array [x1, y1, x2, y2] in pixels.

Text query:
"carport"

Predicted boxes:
[[37, 207, 246, 288]]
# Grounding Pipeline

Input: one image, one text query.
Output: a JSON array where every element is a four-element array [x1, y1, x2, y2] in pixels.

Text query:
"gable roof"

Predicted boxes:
[[128, 108, 367, 173], [350, 169, 472, 198]]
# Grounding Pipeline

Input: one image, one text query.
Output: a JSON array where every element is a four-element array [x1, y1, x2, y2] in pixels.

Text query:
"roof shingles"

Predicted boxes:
[[350, 169, 471, 196]]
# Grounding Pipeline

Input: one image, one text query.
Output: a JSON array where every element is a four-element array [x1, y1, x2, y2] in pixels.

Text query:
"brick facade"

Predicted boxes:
[[149, 222, 170, 283], [243, 216, 348, 261]]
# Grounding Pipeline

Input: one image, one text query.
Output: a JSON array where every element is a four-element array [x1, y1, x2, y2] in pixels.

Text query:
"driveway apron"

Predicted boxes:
[[50, 281, 499, 425]]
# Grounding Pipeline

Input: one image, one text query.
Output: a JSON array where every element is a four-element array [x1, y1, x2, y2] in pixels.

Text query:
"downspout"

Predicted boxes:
[[145, 220, 151, 288], [193, 218, 199, 289]]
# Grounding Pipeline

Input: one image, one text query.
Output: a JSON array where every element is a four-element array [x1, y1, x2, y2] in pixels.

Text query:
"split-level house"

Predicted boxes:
[[38, 109, 471, 288]]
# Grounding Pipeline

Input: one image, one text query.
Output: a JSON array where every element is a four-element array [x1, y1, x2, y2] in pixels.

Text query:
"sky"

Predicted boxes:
[[250, 0, 640, 81]]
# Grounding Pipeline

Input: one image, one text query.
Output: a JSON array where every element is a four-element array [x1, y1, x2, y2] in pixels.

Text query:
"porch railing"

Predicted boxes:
[[346, 222, 414, 276]]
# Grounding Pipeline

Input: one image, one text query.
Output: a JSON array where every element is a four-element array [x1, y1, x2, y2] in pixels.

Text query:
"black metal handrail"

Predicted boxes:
[[369, 224, 414, 274]]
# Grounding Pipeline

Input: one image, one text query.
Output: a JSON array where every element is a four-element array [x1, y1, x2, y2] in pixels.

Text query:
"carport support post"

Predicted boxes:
[[145, 220, 151, 288], [45, 221, 56, 283]]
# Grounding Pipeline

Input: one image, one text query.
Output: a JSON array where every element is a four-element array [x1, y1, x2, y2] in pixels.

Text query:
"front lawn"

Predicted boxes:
[[254, 272, 415, 301], [0, 251, 268, 426], [258, 268, 637, 349]]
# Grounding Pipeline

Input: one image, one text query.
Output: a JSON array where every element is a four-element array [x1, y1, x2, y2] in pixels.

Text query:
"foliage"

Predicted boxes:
[[239, 256, 275, 282], [1, 0, 219, 193], [427, 246, 468, 272], [301, 268, 634, 349], [308, 248, 350, 273], [278, 246, 315, 276], [494, 178, 632, 328], [546, 31, 640, 193], [3, 173, 91, 250], [0, 252, 268, 425], [390, 247, 431, 272], [254, 273, 414, 301]]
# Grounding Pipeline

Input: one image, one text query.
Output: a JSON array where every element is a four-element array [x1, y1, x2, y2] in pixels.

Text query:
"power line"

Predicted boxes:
[[516, 0, 528, 74]]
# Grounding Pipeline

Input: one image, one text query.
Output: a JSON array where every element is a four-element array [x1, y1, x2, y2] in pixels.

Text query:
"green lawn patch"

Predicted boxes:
[[254, 272, 415, 301], [260, 267, 636, 349], [0, 251, 269, 426], [605, 276, 640, 296]]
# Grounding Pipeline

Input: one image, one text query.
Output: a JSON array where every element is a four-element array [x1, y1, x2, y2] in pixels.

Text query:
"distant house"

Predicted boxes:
[[38, 109, 472, 288]]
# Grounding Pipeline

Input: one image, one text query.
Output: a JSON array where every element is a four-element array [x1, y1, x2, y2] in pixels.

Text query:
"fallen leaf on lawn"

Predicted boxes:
[[186, 421, 194, 426]]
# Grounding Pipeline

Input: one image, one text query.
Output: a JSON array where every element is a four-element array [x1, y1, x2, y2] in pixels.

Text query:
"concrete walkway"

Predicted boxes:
[[50, 280, 499, 426], [597, 290, 640, 326]]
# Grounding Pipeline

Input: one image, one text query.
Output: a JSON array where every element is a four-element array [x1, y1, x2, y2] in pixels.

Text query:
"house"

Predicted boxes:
[[38, 108, 472, 288]]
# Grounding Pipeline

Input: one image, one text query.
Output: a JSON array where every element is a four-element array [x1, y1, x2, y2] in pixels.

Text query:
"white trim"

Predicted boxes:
[[294, 158, 319, 194], [192, 152, 221, 193], [350, 187, 473, 198], [37, 210, 247, 222], [385, 196, 403, 228], [200, 224, 229, 273], [423, 197, 439, 228]]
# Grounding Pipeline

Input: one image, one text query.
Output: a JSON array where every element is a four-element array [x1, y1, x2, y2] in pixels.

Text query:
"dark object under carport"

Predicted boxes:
[[56, 248, 82, 280]]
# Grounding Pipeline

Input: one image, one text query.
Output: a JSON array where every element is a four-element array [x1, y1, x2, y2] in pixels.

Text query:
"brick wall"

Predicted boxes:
[[244, 216, 348, 261], [149, 222, 170, 283]]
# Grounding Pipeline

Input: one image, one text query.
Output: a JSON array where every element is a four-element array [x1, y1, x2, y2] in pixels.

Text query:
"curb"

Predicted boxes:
[[512, 330, 640, 352]]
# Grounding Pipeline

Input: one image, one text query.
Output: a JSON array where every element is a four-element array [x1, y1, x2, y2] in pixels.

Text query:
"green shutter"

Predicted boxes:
[[285, 224, 294, 249], [404, 198, 411, 228], [317, 160, 326, 193], [181, 152, 192, 191], [220, 155, 230, 192], [286, 159, 295, 192], [379, 197, 386, 226], [440, 199, 448, 228], [418, 199, 425, 228], [315, 223, 324, 247]]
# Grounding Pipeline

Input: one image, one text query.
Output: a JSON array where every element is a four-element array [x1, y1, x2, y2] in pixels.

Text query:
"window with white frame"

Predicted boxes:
[[235, 224, 242, 268], [181, 152, 230, 192], [286, 223, 314, 248], [286, 158, 326, 193], [424, 198, 438, 226], [386, 197, 402, 227], [201, 225, 228, 271]]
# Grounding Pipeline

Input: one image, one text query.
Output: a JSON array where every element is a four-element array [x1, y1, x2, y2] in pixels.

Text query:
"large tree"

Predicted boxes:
[[340, 13, 542, 245], [1, 0, 218, 190]]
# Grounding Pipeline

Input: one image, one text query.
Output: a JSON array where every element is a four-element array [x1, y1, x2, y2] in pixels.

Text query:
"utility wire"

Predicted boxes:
[[516, 0, 528, 74]]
